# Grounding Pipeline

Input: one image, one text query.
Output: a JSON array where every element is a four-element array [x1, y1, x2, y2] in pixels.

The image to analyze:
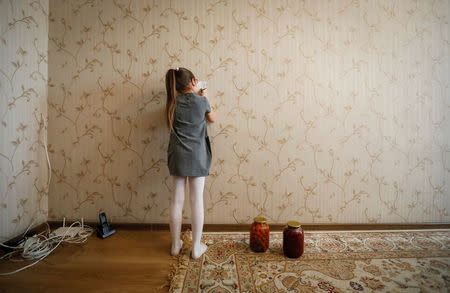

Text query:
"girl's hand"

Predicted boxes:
[[199, 88, 207, 97]]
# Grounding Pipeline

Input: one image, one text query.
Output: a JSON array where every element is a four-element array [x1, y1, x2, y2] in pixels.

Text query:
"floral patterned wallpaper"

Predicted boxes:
[[47, 0, 449, 225], [0, 0, 49, 240]]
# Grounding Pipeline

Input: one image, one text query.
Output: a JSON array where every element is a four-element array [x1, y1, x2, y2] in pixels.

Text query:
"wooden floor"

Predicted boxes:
[[0, 229, 175, 292]]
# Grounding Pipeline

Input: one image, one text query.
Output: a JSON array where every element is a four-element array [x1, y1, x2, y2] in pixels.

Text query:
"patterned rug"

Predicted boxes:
[[168, 229, 450, 292]]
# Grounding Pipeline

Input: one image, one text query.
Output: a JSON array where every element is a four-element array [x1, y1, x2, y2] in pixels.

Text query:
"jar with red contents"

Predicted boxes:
[[283, 221, 304, 258], [250, 217, 269, 252]]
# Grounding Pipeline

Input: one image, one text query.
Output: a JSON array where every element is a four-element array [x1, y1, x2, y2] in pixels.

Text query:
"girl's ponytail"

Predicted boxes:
[[166, 69, 177, 133], [165, 67, 195, 133]]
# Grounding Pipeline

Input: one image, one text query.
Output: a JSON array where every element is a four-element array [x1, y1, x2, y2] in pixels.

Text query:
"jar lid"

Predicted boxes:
[[287, 221, 301, 228], [254, 217, 267, 223]]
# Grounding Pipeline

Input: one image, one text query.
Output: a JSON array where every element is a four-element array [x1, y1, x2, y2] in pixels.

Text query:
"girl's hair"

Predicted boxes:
[[165, 67, 195, 132]]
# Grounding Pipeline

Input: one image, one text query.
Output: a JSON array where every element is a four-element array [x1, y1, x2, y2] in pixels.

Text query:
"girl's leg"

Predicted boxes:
[[188, 176, 207, 259], [169, 175, 186, 255]]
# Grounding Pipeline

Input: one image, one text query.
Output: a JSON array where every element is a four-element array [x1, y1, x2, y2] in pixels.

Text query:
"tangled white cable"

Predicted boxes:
[[0, 220, 93, 275], [0, 114, 94, 275]]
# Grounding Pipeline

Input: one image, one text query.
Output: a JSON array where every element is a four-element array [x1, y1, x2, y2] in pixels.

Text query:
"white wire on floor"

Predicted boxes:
[[0, 220, 93, 275], [0, 114, 94, 276]]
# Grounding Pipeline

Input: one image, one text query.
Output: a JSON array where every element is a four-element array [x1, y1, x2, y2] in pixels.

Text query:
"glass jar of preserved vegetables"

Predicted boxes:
[[250, 217, 269, 252], [283, 221, 304, 258]]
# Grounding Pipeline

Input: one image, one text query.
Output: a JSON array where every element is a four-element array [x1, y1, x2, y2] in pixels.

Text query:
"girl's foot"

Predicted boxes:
[[191, 242, 207, 259], [171, 239, 183, 256]]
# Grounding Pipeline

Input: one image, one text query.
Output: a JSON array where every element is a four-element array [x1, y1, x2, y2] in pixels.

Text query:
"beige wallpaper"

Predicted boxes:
[[0, 0, 49, 240], [48, 0, 449, 225]]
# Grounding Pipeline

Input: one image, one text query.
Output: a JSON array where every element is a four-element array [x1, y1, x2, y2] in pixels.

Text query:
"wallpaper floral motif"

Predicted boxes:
[[47, 0, 449, 225], [0, 0, 49, 240]]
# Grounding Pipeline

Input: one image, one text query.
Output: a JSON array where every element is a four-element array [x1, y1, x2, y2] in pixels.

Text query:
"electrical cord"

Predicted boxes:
[[0, 112, 94, 275], [42, 113, 51, 191], [0, 220, 93, 275]]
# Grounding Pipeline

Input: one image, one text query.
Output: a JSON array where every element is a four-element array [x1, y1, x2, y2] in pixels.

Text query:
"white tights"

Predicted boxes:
[[169, 175, 207, 259]]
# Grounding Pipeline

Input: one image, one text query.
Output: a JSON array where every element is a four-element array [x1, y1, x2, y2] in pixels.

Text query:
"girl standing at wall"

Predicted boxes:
[[165, 67, 215, 259]]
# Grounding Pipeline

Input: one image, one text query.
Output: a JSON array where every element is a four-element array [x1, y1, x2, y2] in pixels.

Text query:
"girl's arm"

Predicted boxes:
[[199, 89, 216, 123], [206, 106, 215, 123]]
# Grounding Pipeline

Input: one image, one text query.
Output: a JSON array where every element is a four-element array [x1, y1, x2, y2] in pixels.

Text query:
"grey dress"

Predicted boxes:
[[167, 93, 212, 177]]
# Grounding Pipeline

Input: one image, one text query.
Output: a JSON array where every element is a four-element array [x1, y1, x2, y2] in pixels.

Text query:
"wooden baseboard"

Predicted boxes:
[[46, 221, 450, 231], [199, 223, 450, 232]]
